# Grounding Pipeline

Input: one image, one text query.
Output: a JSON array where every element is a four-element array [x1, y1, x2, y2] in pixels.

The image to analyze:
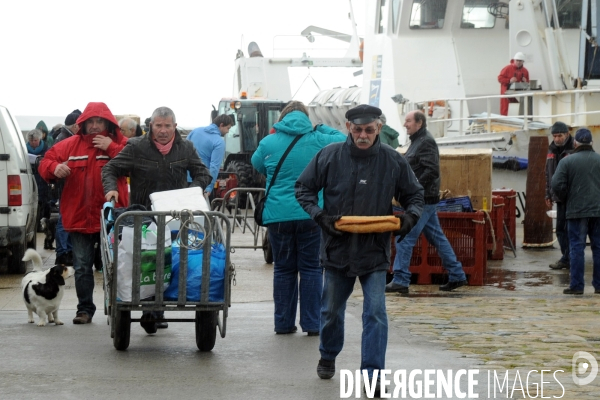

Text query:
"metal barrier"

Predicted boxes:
[[211, 187, 268, 252]]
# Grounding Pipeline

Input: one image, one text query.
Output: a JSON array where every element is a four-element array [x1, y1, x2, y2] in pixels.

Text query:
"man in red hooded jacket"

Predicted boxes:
[[39, 102, 129, 324], [498, 52, 529, 116]]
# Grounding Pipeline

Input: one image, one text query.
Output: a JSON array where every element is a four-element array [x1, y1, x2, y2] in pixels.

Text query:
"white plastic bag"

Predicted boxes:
[[117, 222, 172, 302]]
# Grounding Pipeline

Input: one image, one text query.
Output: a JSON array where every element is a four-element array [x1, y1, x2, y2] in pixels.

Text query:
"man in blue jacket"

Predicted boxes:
[[187, 114, 233, 197]]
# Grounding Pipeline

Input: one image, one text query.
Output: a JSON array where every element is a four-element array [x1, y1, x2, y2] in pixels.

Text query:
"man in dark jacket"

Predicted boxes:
[[102, 106, 211, 332], [295, 104, 424, 390], [545, 121, 574, 270], [551, 128, 600, 295], [386, 110, 467, 294]]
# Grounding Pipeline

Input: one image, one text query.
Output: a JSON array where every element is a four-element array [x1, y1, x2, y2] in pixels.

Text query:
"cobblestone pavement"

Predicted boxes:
[[374, 246, 600, 399]]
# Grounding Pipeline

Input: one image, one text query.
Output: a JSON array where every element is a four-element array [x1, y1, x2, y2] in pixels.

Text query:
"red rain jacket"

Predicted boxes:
[[498, 59, 529, 95], [39, 102, 129, 233]]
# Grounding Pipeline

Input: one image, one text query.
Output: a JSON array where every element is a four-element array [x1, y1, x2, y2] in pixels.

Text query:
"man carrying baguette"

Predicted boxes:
[[295, 104, 424, 392], [386, 110, 468, 294]]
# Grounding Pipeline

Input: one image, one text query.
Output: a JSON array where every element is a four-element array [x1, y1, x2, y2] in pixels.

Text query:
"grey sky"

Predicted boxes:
[[0, 0, 365, 129]]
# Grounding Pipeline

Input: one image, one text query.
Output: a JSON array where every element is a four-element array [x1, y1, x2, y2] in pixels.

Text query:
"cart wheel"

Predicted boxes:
[[195, 311, 217, 352], [113, 311, 131, 351], [263, 231, 273, 264]]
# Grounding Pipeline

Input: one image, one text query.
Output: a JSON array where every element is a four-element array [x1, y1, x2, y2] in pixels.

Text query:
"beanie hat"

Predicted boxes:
[[575, 128, 592, 144], [551, 121, 569, 135], [65, 109, 82, 126]]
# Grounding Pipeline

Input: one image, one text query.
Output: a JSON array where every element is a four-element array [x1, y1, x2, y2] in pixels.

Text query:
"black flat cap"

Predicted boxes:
[[345, 104, 382, 124]]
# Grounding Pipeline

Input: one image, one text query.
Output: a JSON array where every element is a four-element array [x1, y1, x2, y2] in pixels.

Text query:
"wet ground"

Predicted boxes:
[[1, 226, 599, 398]]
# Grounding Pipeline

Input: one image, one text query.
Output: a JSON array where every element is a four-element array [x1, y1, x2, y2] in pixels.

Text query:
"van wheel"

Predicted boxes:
[[8, 240, 27, 274]]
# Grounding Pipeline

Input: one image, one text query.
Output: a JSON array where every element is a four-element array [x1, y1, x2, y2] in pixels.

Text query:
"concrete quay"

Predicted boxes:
[[0, 226, 599, 399]]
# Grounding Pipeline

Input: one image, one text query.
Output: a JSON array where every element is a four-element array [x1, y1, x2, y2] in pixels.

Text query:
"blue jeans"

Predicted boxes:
[[567, 217, 600, 291], [55, 214, 72, 255], [392, 204, 466, 286], [70, 232, 98, 318], [556, 202, 570, 264], [320, 268, 387, 379], [268, 219, 322, 332]]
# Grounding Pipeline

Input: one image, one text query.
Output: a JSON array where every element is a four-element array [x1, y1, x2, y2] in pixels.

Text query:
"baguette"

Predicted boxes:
[[334, 216, 400, 233]]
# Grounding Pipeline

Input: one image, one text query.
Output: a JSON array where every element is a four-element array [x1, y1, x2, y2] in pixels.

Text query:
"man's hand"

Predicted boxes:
[[510, 77, 517, 83], [53, 162, 71, 179], [522, 77, 528, 82], [93, 135, 112, 151], [393, 213, 418, 242], [315, 212, 344, 237], [105, 190, 119, 203], [545, 198, 553, 209]]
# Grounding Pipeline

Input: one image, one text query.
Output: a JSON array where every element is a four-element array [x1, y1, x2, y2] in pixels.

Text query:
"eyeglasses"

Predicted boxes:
[[350, 126, 378, 134]]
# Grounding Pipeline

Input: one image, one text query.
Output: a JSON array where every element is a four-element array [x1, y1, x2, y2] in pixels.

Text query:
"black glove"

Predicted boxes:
[[393, 213, 417, 241], [315, 212, 344, 237]]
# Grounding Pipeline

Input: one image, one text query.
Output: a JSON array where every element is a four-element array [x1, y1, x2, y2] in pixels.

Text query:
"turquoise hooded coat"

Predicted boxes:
[[251, 111, 346, 224]]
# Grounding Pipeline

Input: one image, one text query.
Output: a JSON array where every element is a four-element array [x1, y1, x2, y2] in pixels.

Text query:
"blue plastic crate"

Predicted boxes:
[[437, 196, 473, 212], [436, 203, 464, 212]]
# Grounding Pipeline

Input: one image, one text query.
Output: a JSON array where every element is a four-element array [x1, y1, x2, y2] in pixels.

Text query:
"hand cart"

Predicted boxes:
[[100, 205, 233, 351]]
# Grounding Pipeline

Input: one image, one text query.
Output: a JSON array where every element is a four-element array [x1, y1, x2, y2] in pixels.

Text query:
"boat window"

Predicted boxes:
[[461, 0, 496, 29], [551, 0, 582, 29], [409, 0, 448, 29], [392, 0, 402, 33], [377, 0, 387, 34]]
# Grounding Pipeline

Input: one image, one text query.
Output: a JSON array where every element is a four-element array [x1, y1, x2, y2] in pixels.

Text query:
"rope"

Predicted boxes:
[[169, 209, 212, 250], [480, 210, 496, 253], [522, 239, 556, 248]]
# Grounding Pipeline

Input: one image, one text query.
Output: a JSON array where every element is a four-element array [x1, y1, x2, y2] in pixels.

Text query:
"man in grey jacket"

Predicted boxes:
[[295, 104, 424, 393], [551, 128, 600, 295], [386, 110, 467, 294]]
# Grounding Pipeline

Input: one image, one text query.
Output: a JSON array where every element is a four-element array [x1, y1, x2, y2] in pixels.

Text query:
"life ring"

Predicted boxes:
[[359, 40, 364, 63], [428, 100, 448, 117]]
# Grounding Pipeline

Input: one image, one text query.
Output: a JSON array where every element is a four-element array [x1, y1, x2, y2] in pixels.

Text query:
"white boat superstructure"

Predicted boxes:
[[230, 0, 600, 218]]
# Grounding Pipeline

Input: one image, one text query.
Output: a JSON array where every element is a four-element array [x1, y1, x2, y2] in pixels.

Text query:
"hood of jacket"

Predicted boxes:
[[380, 125, 399, 141], [204, 123, 221, 136], [76, 102, 124, 141], [273, 111, 314, 136]]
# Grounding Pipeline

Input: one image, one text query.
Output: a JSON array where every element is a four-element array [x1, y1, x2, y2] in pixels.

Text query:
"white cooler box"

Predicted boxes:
[[149, 187, 210, 231]]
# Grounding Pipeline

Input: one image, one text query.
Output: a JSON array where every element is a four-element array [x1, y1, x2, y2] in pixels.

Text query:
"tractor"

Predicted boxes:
[[211, 96, 286, 264], [211, 96, 286, 200]]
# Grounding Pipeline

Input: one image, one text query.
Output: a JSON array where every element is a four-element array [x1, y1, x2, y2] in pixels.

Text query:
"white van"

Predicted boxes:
[[0, 105, 38, 273]]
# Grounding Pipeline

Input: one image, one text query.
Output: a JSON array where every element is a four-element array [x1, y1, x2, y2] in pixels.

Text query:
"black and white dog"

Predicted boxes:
[[21, 249, 74, 326], [39, 217, 58, 250]]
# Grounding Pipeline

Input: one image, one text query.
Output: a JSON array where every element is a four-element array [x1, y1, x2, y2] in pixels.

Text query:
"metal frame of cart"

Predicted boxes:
[[100, 208, 233, 351]]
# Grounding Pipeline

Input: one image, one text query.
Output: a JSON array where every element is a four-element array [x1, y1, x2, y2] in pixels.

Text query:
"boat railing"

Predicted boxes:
[[416, 88, 600, 135]]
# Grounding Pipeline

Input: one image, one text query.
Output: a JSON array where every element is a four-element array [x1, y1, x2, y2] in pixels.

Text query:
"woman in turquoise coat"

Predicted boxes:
[[251, 101, 346, 335]]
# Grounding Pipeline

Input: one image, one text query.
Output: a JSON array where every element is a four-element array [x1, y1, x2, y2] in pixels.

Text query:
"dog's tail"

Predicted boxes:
[[22, 249, 43, 271]]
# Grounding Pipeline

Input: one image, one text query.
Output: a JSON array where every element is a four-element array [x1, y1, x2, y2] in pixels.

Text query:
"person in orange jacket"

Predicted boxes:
[[39, 102, 129, 325], [498, 52, 529, 116]]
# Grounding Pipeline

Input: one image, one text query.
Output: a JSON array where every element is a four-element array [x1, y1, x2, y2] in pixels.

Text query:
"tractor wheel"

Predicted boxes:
[[227, 160, 256, 207], [263, 230, 273, 264]]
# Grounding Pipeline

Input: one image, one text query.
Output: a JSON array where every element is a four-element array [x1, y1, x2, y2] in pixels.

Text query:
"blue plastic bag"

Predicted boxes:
[[164, 240, 226, 302]]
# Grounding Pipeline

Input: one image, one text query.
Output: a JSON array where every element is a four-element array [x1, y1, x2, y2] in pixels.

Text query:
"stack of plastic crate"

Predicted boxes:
[[407, 211, 487, 285]]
